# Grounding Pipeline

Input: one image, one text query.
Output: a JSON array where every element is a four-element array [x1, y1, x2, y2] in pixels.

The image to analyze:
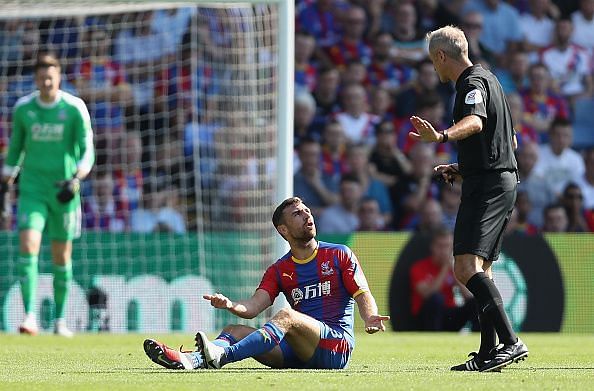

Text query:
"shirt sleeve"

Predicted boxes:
[[257, 264, 281, 303], [73, 97, 95, 177], [339, 246, 370, 298], [3, 105, 26, 178], [460, 81, 488, 120]]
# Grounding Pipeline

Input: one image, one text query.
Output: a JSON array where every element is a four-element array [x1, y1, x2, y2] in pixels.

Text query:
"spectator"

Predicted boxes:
[[494, 50, 530, 94], [409, 227, 478, 331], [395, 59, 453, 123], [520, 0, 555, 61], [398, 92, 452, 163], [388, 2, 426, 65], [296, 0, 340, 49], [294, 91, 319, 146], [575, 148, 594, 209], [507, 92, 536, 145], [366, 32, 414, 96], [113, 131, 145, 226], [415, 0, 460, 34], [392, 143, 439, 229], [560, 183, 593, 232], [510, 191, 539, 235], [131, 180, 187, 234], [341, 60, 368, 86], [541, 203, 569, 232], [316, 174, 363, 234], [464, 0, 523, 65], [293, 137, 339, 217], [311, 66, 341, 131], [541, 18, 593, 102], [368, 86, 394, 122], [320, 120, 349, 179], [72, 27, 132, 166], [517, 141, 555, 227], [83, 171, 126, 232], [414, 198, 445, 234], [571, 0, 594, 50], [151, 7, 195, 56], [357, 197, 385, 231], [520, 63, 570, 143], [368, 120, 412, 190], [335, 83, 380, 144], [460, 11, 496, 66], [326, 6, 372, 68], [439, 181, 462, 232], [114, 11, 167, 65], [295, 32, 318, 93], [346, 143, 393, 226], [533, 118, 586, 198]]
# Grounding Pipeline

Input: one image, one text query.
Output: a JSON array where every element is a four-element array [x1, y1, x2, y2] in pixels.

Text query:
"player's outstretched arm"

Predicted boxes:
[[203, 289, 272, 319], [354, 291, 390, 334]]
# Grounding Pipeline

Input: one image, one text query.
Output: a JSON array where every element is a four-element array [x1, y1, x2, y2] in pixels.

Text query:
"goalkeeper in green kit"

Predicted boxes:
[[0, 53, 94, 337]]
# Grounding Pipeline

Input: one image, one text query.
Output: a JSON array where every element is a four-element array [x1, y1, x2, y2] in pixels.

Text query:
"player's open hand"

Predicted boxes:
[[203, 293, 233, 309], [409, 116, 441, 142], [365, 314, 390, 334]]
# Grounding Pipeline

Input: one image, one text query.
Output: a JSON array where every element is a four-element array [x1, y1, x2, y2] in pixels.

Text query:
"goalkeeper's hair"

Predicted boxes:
[[34, 52, 61, 72], [272, 197, 304, 228]]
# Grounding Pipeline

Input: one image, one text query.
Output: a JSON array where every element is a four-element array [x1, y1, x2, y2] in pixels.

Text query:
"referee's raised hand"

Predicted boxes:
[[409, 116, 442, 142]]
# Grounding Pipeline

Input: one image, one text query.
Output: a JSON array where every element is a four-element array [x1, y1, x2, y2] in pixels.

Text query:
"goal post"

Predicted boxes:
[[0, 0, 293, 333]]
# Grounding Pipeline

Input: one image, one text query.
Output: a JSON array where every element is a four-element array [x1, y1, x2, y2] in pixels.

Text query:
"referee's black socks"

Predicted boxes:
[[466, 272, 517, 346]]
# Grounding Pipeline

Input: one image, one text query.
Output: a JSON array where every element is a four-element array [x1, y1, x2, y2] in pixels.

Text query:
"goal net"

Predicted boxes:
[[0, 0, 293, 333]]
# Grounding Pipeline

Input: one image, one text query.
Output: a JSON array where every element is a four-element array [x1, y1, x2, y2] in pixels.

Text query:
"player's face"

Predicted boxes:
[[35, 66, 61, 101], [282, 202, 316, 241]]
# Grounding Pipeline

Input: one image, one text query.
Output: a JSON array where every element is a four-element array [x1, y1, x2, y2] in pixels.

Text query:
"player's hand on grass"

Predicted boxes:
[[364, 314, 390, 334], [434, 163, 461, 185], [55, 177, 80, 203], [203, 293, 233, 309], [409, 116, 441, 142]]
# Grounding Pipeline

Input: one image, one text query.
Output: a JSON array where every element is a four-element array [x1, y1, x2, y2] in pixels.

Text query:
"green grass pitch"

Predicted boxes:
[[1, 332, 593, 390]]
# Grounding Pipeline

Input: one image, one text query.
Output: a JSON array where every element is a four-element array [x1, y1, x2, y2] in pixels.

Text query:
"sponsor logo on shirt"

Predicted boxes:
[[291, 281, 331, 305], [31, 123, 64, 141], [465, 89, 483, 104]]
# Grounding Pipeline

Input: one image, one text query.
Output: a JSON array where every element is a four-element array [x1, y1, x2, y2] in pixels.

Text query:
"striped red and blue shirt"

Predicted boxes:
[[258, 241, 369, 346]]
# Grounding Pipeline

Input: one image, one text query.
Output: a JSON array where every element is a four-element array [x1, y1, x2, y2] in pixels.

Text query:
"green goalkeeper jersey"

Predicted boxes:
[[4, 90, 94, 191]]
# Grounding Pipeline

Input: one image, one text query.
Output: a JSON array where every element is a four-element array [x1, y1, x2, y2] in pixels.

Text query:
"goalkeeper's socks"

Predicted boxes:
[[223, 322, 284, 364], [466, 272, 517, 346], [17, 254, 39, 315], [213, 331, 238, 348], [53, 263, 73, 319]]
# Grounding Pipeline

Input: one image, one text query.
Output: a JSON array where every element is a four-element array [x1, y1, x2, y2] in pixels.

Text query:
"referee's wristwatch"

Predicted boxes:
[[439, 129, 449, 143]]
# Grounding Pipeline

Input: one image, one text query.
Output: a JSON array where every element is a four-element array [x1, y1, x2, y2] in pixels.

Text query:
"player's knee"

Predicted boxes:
[[272, 307, 297, 326]]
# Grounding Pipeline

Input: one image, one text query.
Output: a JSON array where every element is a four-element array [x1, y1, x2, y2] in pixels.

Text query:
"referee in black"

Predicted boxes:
[[409, 26, 528, 372]]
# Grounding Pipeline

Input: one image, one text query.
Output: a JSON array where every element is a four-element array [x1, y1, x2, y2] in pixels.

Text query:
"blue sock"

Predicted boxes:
[[224, 322, 285, 364], [213, 331, 238, 348], [187, 351, 204, 369]]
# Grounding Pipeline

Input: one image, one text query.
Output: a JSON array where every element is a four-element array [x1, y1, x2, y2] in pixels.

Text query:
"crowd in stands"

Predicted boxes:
[[1, 0, 594, 234], [292, 0, 594, 234]]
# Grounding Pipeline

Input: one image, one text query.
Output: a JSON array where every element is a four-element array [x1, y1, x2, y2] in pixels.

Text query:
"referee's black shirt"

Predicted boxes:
[[453, 64, 517, 178]]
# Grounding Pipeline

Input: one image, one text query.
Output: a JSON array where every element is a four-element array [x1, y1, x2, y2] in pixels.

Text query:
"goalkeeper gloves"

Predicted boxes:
[[0, 180, 9, 219], [56, 176, 81, 203]]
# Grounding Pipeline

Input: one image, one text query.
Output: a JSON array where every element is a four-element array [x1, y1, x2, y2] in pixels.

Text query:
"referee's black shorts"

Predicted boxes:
[[454, 170, 518, 262]]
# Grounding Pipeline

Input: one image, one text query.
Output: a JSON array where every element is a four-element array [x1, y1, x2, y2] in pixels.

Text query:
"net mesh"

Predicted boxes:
[[0, 1, 281, 332]]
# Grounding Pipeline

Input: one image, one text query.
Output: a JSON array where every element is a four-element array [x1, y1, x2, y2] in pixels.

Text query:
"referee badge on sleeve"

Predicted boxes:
[[465, 89, 483, 104]]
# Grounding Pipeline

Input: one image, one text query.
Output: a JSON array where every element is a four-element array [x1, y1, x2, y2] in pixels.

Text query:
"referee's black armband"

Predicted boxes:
[[440, 130, 449, 143]]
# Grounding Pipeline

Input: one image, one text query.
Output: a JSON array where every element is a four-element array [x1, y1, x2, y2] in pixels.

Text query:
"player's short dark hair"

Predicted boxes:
[[272, 197, 303, 228], [34, 52, 61, 72]]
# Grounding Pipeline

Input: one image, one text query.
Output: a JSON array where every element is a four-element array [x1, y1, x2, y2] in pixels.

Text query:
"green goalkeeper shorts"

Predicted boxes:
[[17, 188, 81, 241]]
